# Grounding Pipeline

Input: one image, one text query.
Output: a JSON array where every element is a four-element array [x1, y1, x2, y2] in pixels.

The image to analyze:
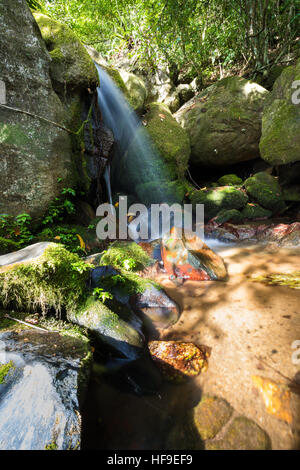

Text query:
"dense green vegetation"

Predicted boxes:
[[28, 0, 299, 81]]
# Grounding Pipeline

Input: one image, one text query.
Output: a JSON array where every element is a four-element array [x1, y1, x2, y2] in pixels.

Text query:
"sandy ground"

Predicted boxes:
[[157, 242, 300, 450]]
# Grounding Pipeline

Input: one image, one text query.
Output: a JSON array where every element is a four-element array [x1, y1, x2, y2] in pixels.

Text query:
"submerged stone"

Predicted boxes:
[[68, 296, 145, 360], [192, 396, 233, 440], [0, 328, 91, 450], [130, 283, 180, 330], [148, 340, 210, 383], [161, 227, 227, 282]]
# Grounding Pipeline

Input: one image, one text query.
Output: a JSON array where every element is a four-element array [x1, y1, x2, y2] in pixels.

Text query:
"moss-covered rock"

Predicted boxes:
[[241, 203, 272, 220], [143, 103, 191, 180], [190, 186, 248, 220], [119, 70, 147, 112], [99, 241, 153, 272], [217, 174, 243, 186], [68, 296, 144, 359], [0, 1, 75, 220], [193, 396, 233, 440], [215, 209, 243, 224], [0, 243, 90, 315], [175, 76, 268, 167], [33, 12, 98, 94], [259, 59, 300, 165], [244, 172, 286, 213]]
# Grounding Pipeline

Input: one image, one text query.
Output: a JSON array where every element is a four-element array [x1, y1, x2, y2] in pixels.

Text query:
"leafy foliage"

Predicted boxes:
[[34, 0, 299, 81]]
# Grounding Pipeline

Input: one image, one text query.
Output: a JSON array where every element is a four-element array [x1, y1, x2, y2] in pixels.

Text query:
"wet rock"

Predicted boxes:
[[217, 174, 243, 186], [175, 76, 268, 167], [119, 69, 147, 113], [161, 227, 227, 281], [130, 284, 180, 330], [68, 296, 145, 360], [206, 417, 272, 450], [192, 396, 233, 440], [0, 242, 52, 270], [148, 340, 210, 383], [0, 328, 91, 450]]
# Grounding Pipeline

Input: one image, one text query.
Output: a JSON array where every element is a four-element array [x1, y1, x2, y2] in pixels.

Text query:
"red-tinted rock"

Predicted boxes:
[[148, 340, 210, 383], [161, 227, 227, 281]]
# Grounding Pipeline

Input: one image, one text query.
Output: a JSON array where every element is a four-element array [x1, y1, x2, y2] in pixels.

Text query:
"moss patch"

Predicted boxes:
[[191, 186, 248, 220], [33, 12, 98, 92], [99, 241, 152, 272], [0, 360, 15, 384], [0, 244, 91, 315], [215, 209, 243, 224], [244, 172, 286, 214], [241, 203, 272, 220], [217, 174, 243, 186]]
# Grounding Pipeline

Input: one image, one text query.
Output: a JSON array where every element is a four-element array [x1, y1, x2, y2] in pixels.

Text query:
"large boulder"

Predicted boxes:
[[175, 76, 268, 167], [0, 323, 91, 450], [33, 12, 98, 95], [0, 0, 75, 219], [259, 59, 300, 165], [119, 70, 147, 113]]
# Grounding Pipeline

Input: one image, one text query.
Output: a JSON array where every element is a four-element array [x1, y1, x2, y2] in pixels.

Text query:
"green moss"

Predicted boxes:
[[144, 102, 191, 180], [33, 12, 98, 91], [104, 66, 127, 94], [244, 172, 286, 214], [241, 203, 272, 220], [0, 123, 31, 148], [191, 186, 248, 220], [0, 360, 15, 384], [217, 174, 243, 186], [99, 241, 152, 272], [0, 244, 90, 315]]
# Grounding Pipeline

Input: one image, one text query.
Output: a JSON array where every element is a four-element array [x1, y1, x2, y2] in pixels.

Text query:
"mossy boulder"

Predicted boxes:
[[241, 203, 272, 220], [259, 59, 300, 165], [0, 1, 75, 219], [68, 296, 145, 360], [0, 243, 90, 315], [217, 174, 243, 186], [244, 172, 286, 214], [119, 69, 147, 112], [98, 241, 153, 272], [175, 76, 268, 167], [190, 186, 248, 220], [215, 209, 243, 224], [33, 12, 98, 94], [143, 103, 191, 180]]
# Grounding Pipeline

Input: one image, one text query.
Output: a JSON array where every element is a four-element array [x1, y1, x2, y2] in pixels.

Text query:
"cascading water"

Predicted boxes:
[[95, 64, 186, 240]]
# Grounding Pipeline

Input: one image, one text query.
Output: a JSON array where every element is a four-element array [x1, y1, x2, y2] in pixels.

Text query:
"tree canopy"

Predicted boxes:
[[29, 0, 299, 81]]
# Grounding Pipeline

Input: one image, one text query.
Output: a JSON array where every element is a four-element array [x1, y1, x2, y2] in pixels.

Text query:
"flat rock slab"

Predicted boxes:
[[0, 328, 91, 450], [0, 242, 52, 268]]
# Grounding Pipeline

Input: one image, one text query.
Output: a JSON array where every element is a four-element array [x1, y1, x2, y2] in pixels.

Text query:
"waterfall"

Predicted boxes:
[[95, 64, 178, 206]]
